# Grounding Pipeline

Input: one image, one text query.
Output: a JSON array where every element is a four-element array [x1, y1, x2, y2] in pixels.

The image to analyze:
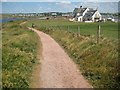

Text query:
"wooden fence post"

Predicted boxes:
[[97, 25, 101, 44], [68, 25, 70, 32], [78, 26, 80, 36]]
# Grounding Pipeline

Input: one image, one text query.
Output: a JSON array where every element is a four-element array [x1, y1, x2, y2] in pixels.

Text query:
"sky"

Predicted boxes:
[[0, 0, 120, 2], [1, 1, 119, 13]]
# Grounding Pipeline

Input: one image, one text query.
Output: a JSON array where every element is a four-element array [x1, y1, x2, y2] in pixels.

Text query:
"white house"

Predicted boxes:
[[73, 6, 102, 22], [62, 13, 70, 17], [51, 12, 57, 16]]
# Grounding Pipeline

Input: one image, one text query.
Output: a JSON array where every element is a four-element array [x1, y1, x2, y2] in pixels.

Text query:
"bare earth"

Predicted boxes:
[[29, 27, 92, 88]]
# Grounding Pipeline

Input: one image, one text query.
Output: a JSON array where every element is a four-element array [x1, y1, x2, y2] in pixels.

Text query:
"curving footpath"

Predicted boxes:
[[28, 27, 92, 88]]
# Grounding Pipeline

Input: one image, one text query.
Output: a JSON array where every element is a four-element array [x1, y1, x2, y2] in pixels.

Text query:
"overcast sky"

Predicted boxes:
[[1, 1, 119, 13]]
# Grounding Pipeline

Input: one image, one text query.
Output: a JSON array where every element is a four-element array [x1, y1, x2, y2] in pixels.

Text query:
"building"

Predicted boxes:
[[62, 12, 72, 17], [73, 6, 102, 22], [62, 13, 70, 17], [50, 12, 57, 16]]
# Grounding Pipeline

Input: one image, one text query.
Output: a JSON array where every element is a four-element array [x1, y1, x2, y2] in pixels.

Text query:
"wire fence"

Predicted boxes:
[[37, 24, 101, 44]]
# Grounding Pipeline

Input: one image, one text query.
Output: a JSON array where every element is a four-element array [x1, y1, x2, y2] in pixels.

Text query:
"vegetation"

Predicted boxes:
[[2, 18, 118, 88], [26, 18, 119, 88], [2, 20, 40, 88], [26, 19, 118, 40], [40, 28, 119, 88]]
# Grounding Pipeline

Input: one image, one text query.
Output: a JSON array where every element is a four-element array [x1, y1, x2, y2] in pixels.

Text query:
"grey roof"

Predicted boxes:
[[83, 10, 97, 20], [73, 7, 87, 18], [73, 6, 100, 21], [73, 8, 81, 13], [88, 8, 94, 11], [73, 8, 87, 14]]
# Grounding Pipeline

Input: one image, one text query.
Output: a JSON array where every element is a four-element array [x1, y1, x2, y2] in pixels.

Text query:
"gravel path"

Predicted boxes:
[[29, 27, 92, 88]]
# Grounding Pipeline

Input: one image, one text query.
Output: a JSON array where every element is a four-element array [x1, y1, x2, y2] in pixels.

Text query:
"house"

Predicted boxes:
[[51, 12, 57, 16], [73, 6, 102, 22], [62, 12, 72, 17], [102, 14, 118, 22], [37, 13, 45, 17], [62, 13, 70, 17]]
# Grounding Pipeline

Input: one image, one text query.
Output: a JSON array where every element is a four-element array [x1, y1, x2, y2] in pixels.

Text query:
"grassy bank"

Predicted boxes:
[[2, 20, 40, 88], [39, 28, 119, 88]]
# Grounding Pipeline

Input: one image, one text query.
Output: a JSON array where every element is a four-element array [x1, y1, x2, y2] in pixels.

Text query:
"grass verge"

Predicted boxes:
[[40, 28, 119, 88], [2, 20, 41, 88]]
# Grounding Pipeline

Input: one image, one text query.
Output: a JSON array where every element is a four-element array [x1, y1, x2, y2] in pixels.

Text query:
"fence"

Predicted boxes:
[[41, 25, 101, 44], [34, 25, 101, 44]]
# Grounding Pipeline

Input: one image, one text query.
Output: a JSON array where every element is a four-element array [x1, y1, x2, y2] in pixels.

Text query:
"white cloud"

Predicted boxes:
[[40, 0, 55, 2], [0, 0, 7, 2], [1, 0, 119, 2], [56, 1, 71, 5], [86, 0, 119, 2], [86, 0, 99, 2], [60, 1, 71, 4], [55, 1, 73, 11], [0, 0, 56, 2]]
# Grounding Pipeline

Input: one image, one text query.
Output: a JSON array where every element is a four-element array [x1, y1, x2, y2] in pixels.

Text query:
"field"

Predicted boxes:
[[26, 19, 118, 40], [2, 20, 40, 88], [26, 18, 119, 88]]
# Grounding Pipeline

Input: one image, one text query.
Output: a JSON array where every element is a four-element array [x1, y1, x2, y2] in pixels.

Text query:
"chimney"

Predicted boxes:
[[80, 6, 82, 9]]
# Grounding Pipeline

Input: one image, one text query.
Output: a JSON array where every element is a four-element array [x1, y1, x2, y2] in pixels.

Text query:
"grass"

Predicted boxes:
[[25, 18, 119, 88], [2, 20, 41, 88], [25, 19, 118, 40], [2, 18, 119, 88], [28, 18, 119, 88], [40, 28, 119, 88]]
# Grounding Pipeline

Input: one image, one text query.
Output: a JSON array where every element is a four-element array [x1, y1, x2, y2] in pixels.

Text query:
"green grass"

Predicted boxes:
[[2, 20, 40, 88], [40, 29, 119, 88], [25, 19, 118, 40], [25, 18, 119, 88]]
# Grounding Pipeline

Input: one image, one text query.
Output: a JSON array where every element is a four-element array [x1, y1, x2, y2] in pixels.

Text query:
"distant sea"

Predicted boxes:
[[0, 18, 25, 23]]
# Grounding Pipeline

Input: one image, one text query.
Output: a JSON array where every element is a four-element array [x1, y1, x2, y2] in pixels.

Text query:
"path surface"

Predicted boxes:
[[20, 21, 27, 25], [29, 27, 92, 88]]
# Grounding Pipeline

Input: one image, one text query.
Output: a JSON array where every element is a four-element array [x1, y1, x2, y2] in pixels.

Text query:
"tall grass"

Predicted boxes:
[[40, 28, 119, 88], [2, 20, 40, 88], [26, 19, 118, 40]]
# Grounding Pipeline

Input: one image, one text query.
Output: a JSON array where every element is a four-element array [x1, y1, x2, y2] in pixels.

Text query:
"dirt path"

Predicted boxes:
[[20, 21, 27, 25], [29, 27, 92, 88]]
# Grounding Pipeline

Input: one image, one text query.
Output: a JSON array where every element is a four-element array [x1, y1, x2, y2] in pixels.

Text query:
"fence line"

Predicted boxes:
[[97, 25, 101, 44], [43, 25, 101, 44], [78, 26, 80, 36]]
